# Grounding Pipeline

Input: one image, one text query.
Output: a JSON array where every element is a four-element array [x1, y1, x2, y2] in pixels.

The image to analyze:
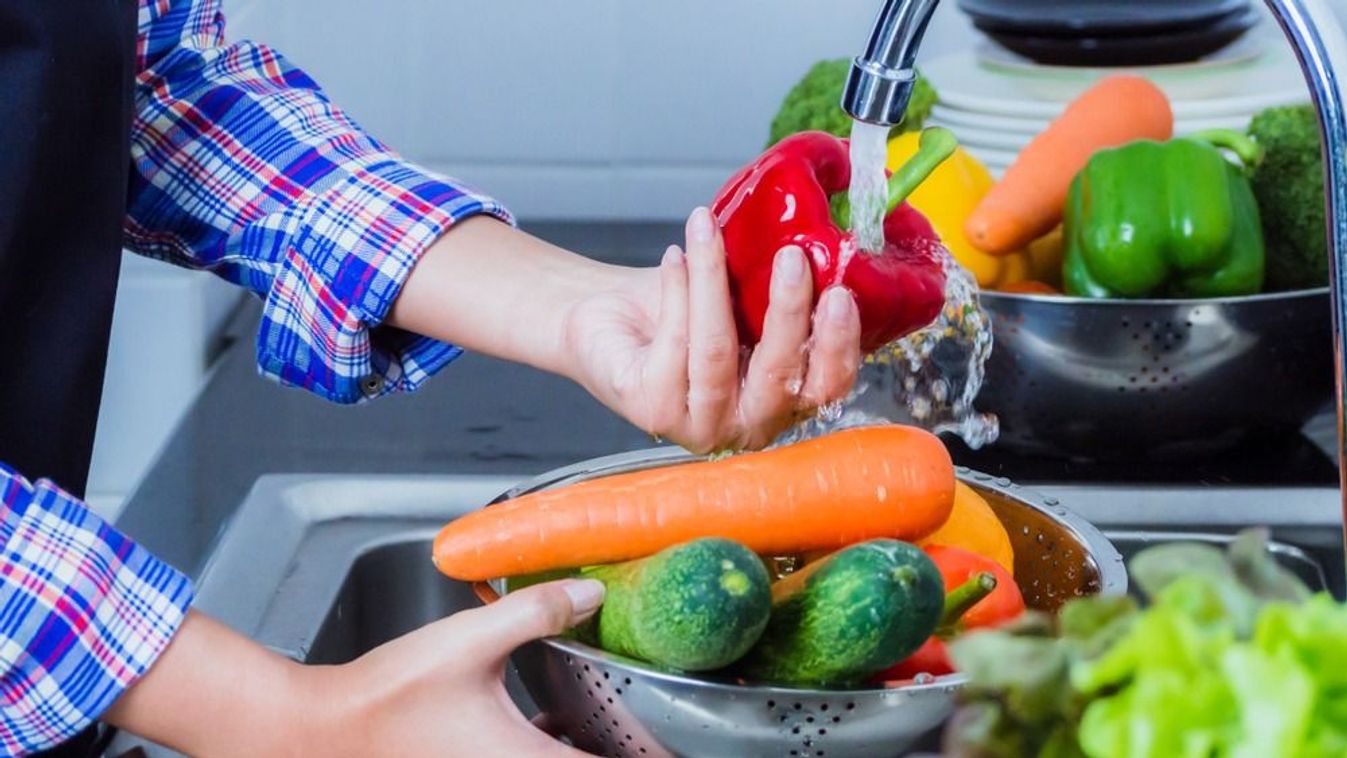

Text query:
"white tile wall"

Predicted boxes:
[[222, 0, 979, 220]]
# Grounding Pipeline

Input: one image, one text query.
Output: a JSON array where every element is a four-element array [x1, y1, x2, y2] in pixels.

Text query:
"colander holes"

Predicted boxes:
[[615, 688, 623, 695], [599, 705, 607, 713], [607, 697, 614, 704], [806, 716, 815, 723], [613, 719, 620, 727], [819, 704, 829, 711], [626, 734, 633, 741], [780, 715, 789, 723], [805, 739, 814, 747], [792, 726, 802, 734], [1131, 332, 1141, 341], [832, 716, 842, 724], [576, 673, 583, 681], [624, 677, 632, 686], [566, 655, 574, 664], [767, 700, 776, 709], [794, 703, 803, 711], [1140, 366, 1148, 374], [819, 728, 828, 735], [790, 752, 799, 756], [584, 665, 591, 672], [846, 702, 856, 711], [1121, 318, 1130, 327], [603, 672, 611, 680]]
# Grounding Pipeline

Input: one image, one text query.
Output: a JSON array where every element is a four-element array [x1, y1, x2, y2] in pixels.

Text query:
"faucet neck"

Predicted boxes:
[[842, 0, 941, 127]]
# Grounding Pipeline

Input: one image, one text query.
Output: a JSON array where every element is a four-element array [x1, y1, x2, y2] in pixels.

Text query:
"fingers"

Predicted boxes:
[[801, 287, 862, 407], [739, 246, 813, 444], [454, 579, 605, 664], [683, 207, 742, 451], [642, 246, 691, 435]]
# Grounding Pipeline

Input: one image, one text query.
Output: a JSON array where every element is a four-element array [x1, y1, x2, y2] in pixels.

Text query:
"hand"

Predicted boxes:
[[105, 579, 606, 758], [312, 579, 604, 757], [389, 210, 862, 453], [561, 207, 862, 452]]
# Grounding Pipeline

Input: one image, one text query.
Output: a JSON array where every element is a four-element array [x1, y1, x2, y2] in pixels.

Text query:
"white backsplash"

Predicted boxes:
[[222, 0, 980, 220]]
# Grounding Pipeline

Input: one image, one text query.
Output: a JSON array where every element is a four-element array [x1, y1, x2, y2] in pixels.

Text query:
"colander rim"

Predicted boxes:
[[981, 285, 1328, 306]]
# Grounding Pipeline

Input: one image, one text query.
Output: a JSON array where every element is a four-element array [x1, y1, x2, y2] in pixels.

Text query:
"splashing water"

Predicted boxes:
[[868, 247, 999, 448], [781, 246, 999, 449], [847, 120, 891, 255], [776, 119, 998, 449]]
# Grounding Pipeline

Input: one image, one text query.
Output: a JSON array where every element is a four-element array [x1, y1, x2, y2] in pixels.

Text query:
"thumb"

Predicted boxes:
[[457, 579, 606, 661]]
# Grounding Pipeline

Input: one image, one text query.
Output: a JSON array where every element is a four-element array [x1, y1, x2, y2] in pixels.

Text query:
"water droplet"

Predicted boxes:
[[913, 672, 937, 684], [1043, 497, 1060, 507]]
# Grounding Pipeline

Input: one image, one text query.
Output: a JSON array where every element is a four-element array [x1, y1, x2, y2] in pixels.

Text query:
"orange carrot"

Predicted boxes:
[[965, 75, 1173, 255], [433, 426, 955, 581]]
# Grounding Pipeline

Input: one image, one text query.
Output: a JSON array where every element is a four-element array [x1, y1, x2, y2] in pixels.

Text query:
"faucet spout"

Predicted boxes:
[[842, 0, 942, 127]]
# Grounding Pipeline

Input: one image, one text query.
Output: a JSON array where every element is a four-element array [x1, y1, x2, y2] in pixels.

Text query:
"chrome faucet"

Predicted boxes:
[[843, 0, 940, 127], [1265, 0, 1347, 552], [843, 0, 1347, 548]]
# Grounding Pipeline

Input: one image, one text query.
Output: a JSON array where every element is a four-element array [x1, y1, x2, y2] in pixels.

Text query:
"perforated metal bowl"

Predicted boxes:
[[475, 447, 1126, 758], [978, 288, 1333, 460]]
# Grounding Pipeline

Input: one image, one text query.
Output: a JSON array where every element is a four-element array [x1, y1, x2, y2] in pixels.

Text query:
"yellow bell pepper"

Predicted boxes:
[[887, 133, 1060, 290]]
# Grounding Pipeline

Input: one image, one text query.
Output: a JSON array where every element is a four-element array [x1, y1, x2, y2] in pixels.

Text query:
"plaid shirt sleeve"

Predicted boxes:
[[0, 464, 193, 753], [126, 0, 514, 404]]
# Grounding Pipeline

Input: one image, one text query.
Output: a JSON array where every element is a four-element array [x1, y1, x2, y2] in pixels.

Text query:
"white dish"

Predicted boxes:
[[933, 107, 1264, 143], [932, 104, 1254, 137], [924, 42, 1310, 120]]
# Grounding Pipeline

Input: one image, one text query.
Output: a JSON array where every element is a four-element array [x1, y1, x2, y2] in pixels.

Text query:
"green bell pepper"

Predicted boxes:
[[1063, 130, 1267, 298]]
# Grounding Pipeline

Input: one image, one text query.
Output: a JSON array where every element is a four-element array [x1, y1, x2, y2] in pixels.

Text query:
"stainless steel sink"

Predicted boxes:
[[107, 475, 1347, 757]]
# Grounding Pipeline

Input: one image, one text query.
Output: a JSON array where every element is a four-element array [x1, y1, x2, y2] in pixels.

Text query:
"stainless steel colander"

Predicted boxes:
[[475, 448, 1126, 758], [976, 288, 1333, 460]]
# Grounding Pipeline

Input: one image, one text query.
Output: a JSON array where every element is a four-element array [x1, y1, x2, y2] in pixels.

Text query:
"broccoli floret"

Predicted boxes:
[[1248, 104, 1327, 291], [766, 58, 937, 148]]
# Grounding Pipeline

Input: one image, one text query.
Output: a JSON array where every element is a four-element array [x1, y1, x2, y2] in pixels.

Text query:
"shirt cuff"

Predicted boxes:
[[0, 468, 193, 753], [255, 158, 514, 404]]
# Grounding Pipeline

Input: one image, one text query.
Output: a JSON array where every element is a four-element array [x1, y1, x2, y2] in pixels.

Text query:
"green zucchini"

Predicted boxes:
[[581, 538, 772, 672], [737, 539, 944, 686]]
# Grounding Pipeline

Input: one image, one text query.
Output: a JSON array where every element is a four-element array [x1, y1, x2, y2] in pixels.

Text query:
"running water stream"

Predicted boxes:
[[781, 120, 999, 449]]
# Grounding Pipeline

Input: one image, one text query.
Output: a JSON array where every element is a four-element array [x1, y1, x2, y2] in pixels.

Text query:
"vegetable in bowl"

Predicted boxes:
[[1249, 104, 1328, 292]]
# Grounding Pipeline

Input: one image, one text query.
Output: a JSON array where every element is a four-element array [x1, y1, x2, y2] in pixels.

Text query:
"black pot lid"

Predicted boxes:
[[978, 8, 1259, 67], [958, 0, 1250, 37]]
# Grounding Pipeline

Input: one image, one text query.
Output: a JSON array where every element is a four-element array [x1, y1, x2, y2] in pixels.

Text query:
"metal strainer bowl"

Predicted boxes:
[[474, 447, 1127, 758], [977, 288, 1333, 460]]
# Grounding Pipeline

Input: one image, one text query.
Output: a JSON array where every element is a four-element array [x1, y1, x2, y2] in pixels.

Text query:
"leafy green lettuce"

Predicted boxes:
[[944, 530, 1347, 758]]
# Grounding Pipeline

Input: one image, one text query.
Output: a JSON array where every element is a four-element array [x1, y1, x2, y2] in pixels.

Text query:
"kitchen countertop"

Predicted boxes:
[[115, 221, 687, 580]]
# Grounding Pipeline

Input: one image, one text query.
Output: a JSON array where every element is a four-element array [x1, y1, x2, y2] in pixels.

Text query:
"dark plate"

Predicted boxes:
[[979, 8, 1258, 67], [958, 0, 1249, 38]]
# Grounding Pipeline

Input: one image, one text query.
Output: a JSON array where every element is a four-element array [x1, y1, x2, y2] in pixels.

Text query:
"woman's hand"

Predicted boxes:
[[390, 209, 862, 453], [106, 580, 606, 757], [562, 207, 862, 452]]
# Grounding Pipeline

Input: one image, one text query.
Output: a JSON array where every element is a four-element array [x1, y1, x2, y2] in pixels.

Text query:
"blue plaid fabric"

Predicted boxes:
[[129, 0, 512, 402], [0, 1, 512, 752]]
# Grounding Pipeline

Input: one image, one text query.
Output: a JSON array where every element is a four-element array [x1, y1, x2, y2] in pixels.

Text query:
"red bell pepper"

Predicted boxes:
[[711, 129, 957, 353], [873, 545, 1026, 683]]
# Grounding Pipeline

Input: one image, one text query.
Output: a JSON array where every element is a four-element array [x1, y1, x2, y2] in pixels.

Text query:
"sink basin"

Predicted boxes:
[[107, 474, 1346, 757]]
